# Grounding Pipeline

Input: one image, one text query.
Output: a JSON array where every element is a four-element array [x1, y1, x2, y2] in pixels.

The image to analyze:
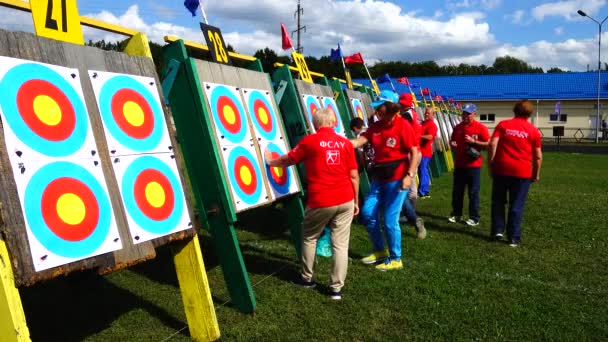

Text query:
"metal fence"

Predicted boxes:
[[539, 127, 608, 143]]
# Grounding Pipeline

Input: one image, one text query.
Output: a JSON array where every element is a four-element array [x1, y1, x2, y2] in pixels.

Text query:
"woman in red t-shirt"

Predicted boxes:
[[489, 100, 543, 247]]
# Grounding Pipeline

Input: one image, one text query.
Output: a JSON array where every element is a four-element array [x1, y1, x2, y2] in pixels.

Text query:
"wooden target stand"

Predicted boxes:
[[0, 1, 219, 341], [270, 62, 375, 199], [161, 36, 307, 314]]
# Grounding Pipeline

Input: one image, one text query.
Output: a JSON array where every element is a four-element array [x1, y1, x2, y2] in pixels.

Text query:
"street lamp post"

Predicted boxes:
[[578, 9, 608, 143]]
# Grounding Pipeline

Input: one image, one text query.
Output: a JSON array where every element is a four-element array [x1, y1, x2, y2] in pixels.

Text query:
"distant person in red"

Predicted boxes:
[[489, 100, 542, 247], [265, 108, 359, 300], [448, 103, 490, 227], [418, 107, 438, 198]]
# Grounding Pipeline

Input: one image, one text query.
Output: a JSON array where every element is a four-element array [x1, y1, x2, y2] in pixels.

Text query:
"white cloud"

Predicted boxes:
[[507, 10, 525, 24], [555, 26, 564, 35], [447, 0, 502, 10], [532, 0, 606, 21]]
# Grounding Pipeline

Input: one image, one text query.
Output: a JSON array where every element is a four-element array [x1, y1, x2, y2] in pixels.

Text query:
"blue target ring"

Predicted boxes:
[[24, 162, 111, 258], [122, 156, 184, 235], [265, 143, 292, 195], [0, 63, 88, 157], [303, 95, 321, 125], [227, 146, 263, 205], [208, 85, 248, 144], [246, 90, 278, 141], [322, 97, 344, 134], [98, 75, 165, 152]]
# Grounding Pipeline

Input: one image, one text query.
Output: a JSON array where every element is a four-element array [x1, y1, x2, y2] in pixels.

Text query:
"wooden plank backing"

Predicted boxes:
[[0, 29, 195, 286]]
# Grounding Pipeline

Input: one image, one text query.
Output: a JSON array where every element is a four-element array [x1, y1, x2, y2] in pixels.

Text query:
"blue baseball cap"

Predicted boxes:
[[462, 103, 477, 114], [371, 90, 399, 107]]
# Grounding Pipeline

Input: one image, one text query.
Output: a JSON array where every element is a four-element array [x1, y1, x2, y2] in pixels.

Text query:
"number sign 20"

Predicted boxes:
[[30, 0, 84, 45], [200, 23, 232, 65]]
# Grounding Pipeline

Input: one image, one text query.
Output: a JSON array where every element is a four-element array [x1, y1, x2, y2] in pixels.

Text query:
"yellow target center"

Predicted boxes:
[[273, 167, 284, 178], [123, 101, 145, 127], [258, 107, 269, 125], [239, 165, 252, 186], [145, 181, 166, 208], [33, 95, 62, 126], [357, 109, 363, 119], [56, 193, 86, 225], [223, 105, 236, 124]]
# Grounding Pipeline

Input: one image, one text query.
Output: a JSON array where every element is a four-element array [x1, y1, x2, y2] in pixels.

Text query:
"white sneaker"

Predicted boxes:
[[465, 219, 479, 227], [448, 216, 461, 223]]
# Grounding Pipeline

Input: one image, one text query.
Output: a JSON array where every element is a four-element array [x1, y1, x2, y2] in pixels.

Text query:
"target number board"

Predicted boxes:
[[200, 23, 231, 65], [292, 52, 313, 83], [30, 0, 84, 45]]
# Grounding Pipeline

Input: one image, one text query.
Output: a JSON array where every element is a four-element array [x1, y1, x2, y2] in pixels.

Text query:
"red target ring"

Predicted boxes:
[[40, 177, 99, 242], [309, 102, 319, 116], [216, 95, 242, 135], [110, 88, 155, 139], [326, 105, 339, 128], [268, 151, 288, 185], [234, 156, 258, 195], [16, 79, 76, 142], [133, 169, 175, 221], [253, 99, 273, 133]]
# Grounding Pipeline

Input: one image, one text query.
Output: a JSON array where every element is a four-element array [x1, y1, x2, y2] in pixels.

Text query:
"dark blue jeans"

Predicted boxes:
[[451, 167, 481, 221], [418, 157, 431, 196], [491, 175, 531, 242]]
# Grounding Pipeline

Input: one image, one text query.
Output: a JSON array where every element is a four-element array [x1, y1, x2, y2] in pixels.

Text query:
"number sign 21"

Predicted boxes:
[[200, 23, 232, 65], [30, 0, 84, 45]]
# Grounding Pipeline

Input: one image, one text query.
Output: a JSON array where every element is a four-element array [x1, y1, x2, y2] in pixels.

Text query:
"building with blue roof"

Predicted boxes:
[[354, 72, 608, 141]]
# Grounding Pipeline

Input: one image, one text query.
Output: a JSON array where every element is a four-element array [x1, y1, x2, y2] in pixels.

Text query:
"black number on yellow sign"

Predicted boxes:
[[292, 52, 312, 82], [45, 0, 68, 32], [200, 23, 232, 65]]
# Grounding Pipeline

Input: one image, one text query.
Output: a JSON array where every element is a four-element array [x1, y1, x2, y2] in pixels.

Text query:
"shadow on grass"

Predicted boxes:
[[20, 271, 189, 341], [418, 210, 490, 241]]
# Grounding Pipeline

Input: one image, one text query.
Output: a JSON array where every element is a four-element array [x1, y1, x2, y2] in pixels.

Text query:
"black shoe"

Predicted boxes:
[[291, 276, 316, 288], [329, 290, 342, 300]]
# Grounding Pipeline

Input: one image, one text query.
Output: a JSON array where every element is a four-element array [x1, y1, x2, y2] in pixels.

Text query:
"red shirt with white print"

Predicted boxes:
[[491, 117, 542, 178], [362, 115, 416, 181], [451, 119, 490, 168], [288, 127, 357, 208]]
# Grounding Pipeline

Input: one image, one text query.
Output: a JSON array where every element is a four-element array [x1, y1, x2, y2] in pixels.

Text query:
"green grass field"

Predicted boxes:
[[19, 152, 608, 341]]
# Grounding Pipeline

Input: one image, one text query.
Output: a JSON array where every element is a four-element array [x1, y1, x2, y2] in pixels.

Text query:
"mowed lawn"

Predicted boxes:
[[19, 152, 608, 341]]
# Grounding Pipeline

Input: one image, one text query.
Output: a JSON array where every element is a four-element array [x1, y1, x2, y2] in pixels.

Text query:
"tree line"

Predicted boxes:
[[88, 39, 567, 79]]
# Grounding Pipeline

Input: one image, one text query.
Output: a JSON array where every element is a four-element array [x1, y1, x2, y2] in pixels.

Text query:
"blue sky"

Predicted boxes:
[[2, 0, 608, 71]]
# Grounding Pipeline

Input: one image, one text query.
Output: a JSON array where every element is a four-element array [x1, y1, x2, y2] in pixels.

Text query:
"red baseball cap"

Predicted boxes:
[[399, 93, 413, 107]]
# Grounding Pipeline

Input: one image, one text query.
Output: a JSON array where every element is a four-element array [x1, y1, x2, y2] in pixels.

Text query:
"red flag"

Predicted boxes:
[[456, 102, 462, 108], [421, 88, 430, 96], [448, 98, 454, 103], [435, 95, 442, 101], [344, 53, 364, 64], [397, 77, 409, 85], [280, 23, 293, 50]]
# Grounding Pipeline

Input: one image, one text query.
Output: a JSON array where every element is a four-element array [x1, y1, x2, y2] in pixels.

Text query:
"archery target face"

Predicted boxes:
[[242, 88, 280, 142], [113, 154, 192, 244], [350, 98, 368, 126], [261, 141, 299, 200], [0, 56, 97, 160], [11, 159, 121, 271], [88, 70, 172, 156], [321, 97, 345, 136], [219, 144, 269, 212], [301, 94, 321, 133], [203, 82, 252, 145]]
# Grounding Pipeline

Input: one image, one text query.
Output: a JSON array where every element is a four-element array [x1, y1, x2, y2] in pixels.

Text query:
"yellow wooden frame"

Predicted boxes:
[[0, 1, 220, 340]]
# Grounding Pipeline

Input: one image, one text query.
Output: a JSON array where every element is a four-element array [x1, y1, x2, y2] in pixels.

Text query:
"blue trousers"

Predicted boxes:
[[418, 157, 432, 196], [361, 179, 407, 261], [491, 175, 531, 242], [451, 167, 481, 221]]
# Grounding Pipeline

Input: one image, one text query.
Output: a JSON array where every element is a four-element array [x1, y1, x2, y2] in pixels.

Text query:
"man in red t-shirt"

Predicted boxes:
[[398, 93, 426, 239], [265, 108, 358, 300], [351, 90, 418, 271], [418, 107, 438, 198], [448, 103, 490, 226], [489, 100, 542, 247]]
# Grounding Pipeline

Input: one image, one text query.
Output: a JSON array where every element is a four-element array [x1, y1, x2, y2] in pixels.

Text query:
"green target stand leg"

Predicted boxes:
[[162, 41, 255, 313]]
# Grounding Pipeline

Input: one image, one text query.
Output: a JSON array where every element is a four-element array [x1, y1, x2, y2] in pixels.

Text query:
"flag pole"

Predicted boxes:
[[199, 2, 209, 24], [362, 63, 379, 94]]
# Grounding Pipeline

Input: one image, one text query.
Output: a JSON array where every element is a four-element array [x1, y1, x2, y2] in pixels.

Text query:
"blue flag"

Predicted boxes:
[[376, 73, 392, 84], [184, 0, 200, 16], [330, 44, 343, 62], [410, 83, 420, 88]]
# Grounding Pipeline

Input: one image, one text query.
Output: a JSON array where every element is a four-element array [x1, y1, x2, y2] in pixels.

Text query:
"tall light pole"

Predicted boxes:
[[578, 10, 608, 143]]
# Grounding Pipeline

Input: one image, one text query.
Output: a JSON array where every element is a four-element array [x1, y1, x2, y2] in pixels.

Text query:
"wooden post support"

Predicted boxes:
[[124, 34, 221, 337], [0, 239, 29, 342]]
